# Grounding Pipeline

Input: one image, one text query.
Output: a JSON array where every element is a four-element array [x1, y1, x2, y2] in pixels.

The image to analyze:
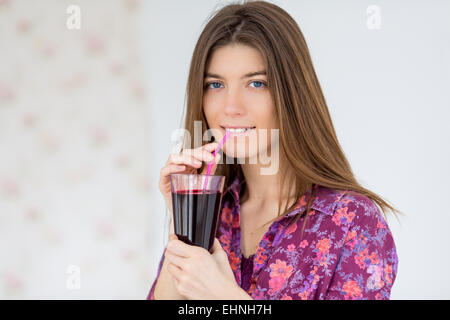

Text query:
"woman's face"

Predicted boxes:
[[203, 44, 278, 161]]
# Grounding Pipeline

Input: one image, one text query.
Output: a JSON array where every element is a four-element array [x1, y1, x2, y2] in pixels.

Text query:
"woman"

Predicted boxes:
[[148, 0, 400, 300]]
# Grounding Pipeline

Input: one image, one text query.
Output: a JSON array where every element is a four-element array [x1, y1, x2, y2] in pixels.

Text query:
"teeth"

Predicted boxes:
[[225, 127, 253, 133]]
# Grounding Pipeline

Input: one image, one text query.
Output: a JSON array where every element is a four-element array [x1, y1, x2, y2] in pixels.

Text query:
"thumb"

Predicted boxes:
[[212, 237, 224, 253], [168, 233, 178, 241]]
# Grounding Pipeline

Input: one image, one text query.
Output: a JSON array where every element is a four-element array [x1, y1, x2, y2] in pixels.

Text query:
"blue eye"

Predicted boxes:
[[250, 81, 266, 88], [205, 82, 223, 89], [204, 81, 267, 90]]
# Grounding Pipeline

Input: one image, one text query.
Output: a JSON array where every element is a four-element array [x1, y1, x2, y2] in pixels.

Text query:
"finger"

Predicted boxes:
[[166, 239, 204, 258], [168, 234, 178, 241], [211, 238, 223, 253], [177, 142, 218, 156], [200, 153, 221, 175], [167, 152, 203, 168], [202, 142, 219, 151], [165, 250, 187, 269], [160, 164, 186, 178], [184, 148, 215, 164], [167, 262, 183, 282]]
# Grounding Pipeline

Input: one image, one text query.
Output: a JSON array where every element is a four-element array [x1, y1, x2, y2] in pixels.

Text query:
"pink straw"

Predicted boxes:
[[203, 131, 230, 191]]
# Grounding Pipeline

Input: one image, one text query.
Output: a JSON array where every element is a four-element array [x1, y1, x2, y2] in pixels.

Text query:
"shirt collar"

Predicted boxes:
[[224, 175, 346, 218]]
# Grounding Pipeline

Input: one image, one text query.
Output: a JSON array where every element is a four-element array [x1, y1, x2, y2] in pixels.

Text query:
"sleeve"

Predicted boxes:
[[146, 252, 165, 300], [325, 193, 399, 300]]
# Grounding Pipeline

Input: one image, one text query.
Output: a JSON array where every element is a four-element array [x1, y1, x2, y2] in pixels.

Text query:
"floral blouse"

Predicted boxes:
[[147, 177, 398, 300]]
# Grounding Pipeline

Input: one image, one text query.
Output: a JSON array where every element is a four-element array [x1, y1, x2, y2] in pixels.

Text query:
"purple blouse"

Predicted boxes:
[[241, 254, 255, 292], [147, 176, 398, 300]]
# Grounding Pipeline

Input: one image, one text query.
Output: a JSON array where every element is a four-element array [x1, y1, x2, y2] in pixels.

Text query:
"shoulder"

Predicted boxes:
[[312, 186, 388, 230]]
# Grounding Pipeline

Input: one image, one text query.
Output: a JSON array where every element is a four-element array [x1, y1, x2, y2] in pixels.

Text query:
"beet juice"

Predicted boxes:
[[172, 189, 222, 252]]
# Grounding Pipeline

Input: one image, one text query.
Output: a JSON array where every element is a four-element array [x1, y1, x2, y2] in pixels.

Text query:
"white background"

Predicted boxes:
[[143, 0, 450, 299]]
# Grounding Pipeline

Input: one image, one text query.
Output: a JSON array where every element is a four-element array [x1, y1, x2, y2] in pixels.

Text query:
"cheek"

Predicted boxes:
[[249, 103, 277, 129], [203, 97, 218, 125]]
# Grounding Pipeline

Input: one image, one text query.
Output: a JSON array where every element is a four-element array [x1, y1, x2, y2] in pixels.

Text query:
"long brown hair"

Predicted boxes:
[[182, 0, 402, 231]]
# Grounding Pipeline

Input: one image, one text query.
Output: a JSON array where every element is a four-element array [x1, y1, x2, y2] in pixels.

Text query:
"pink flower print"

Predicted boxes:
[[269, 260, 293, 294], [21, 112, 37, 128], [310, 266, 318, 275], [268, 275, 286, 295], [97, 220, 115, 238], [332, 207, 345, 226], [332, 206, 355, 226], [297, 290, 309, 300], [358, 233, 368, 244], [384, 264, 393, 285], [89, 125, 109, 146], [4, 272, 24, 292], [299, 239, 309, 248], [115, 154, 131, 169], [375, 293, 383, 300], [369, 251, 379, 265], [287, 243, 295, 252], [17, 19, 32, 33], [316, 238, 331, 254], [221, 206, 233, 226], [292, 194, 307, 211], [319, 255, 328, 268], [219, 234, 230, 253], [253, 290, 264, 300], [345, 230, 357, 243], [0, 177, 21, 197], [270, 259, 294, 280], [229, 252, 240, 272], [285, 222, 297, 235], [281, 293, 293, 300], [312, 273, 320, 286], [367, 264, 385, 290], [232, 214, 240, 228], [345, 230, 358, 250], [84, 33, 105, 53], [377, 219, 386, 229], [355, 248, 370, 269], [343, 280, 362, 300], [0, 81, 16, 101], [255, 250, 268, 265]]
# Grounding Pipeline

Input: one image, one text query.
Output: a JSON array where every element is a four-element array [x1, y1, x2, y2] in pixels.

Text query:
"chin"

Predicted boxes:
[[222, 144, 260, 164]]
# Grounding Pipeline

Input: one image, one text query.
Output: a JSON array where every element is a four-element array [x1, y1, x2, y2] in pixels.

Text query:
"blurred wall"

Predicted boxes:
[[0, 0, 152, 299]]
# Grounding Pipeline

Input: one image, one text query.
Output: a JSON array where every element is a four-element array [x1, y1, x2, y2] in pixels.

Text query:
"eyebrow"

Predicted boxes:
[[204, 70, 267, 80]]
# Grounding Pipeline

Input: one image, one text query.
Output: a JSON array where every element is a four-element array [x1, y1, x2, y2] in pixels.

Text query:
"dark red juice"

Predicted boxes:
[[172, 189, 222, 252]]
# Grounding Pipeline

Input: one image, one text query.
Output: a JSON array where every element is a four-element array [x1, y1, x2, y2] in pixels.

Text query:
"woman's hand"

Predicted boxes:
[[164, 235, 252, 300], [158, 142, 220, 212]]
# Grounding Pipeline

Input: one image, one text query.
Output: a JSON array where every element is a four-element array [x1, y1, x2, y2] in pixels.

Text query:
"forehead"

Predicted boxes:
[[206, 44, 266, 75]]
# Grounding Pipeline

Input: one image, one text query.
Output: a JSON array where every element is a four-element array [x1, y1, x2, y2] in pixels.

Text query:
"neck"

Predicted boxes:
[[239, 157, 298, 209], [240, 161, 281, 204]]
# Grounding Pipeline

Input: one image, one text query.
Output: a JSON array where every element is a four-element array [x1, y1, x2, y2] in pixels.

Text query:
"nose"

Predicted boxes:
[[223, 86, 245, 117]]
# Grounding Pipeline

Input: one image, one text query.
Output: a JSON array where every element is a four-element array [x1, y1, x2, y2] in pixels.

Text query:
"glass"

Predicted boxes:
[[170, 174, 225, 252]]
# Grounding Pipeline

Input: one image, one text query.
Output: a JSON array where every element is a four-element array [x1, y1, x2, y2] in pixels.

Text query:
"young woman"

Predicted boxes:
[[148, 1, 400, 300]]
